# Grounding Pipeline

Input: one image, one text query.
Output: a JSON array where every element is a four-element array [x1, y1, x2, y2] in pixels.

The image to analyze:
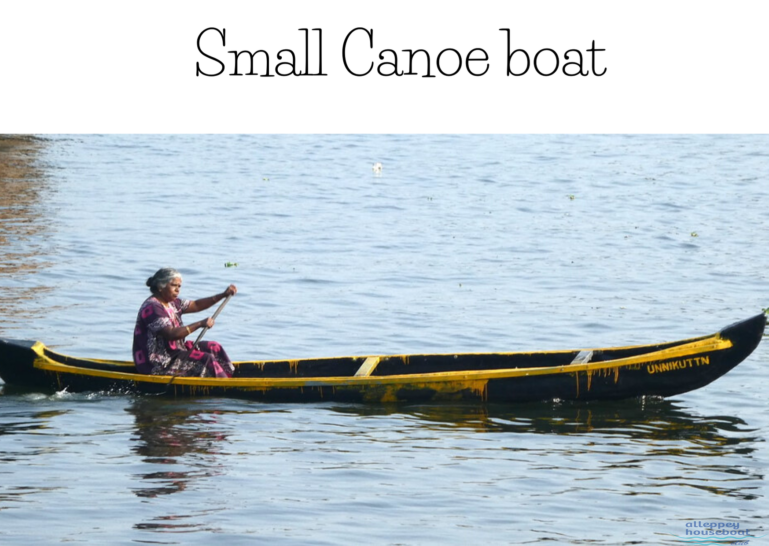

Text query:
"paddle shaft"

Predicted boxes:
[[193, 294, 232, 348]]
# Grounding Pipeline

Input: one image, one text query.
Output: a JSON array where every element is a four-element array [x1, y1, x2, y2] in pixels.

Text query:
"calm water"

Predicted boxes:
[[1, 134, 768, 544]]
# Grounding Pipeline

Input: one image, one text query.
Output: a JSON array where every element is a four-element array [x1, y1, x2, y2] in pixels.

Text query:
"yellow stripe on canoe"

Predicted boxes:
[[30, 335, 733, 389]]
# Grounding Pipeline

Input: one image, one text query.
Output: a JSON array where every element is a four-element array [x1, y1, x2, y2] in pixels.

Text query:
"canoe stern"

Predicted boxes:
[[0, 339, 49, 388]]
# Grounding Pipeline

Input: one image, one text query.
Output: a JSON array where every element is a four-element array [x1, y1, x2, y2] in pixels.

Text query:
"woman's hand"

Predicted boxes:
[[203, 317, 215, 329], [187, 285, 238, 314]]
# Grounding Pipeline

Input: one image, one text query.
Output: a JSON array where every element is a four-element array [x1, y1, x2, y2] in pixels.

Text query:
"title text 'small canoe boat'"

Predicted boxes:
[[0, 314, 764, 403]]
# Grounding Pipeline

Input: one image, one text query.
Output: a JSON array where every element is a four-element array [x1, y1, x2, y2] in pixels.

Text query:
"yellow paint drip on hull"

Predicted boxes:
[[288, 360, 300, 374]]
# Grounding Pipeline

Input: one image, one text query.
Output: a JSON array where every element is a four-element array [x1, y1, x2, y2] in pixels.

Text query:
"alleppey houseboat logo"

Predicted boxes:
[[673, 520, 765, 544], [646, 355, 710, 375]]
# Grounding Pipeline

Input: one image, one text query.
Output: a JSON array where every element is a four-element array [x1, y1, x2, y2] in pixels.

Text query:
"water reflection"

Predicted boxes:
[[0, 405, 70, 510], [329, 397, 763, 499], [0, 136, 55, 333], [330, 398, 754, 442], [126, 397, 230, 499], [0, 407, 70, 457]]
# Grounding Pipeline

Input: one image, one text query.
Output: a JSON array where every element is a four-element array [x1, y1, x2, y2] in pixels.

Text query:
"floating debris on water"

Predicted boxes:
[[225, 262, 238, 267], [372, 162, 383, 175]]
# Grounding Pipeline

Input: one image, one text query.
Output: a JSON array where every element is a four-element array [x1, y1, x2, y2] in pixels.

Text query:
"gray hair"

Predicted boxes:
[[146, 267, 182, 295]]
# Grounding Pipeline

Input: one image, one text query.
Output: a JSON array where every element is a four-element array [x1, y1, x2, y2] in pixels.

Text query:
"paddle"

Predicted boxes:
[[193, 294, 233, 349]]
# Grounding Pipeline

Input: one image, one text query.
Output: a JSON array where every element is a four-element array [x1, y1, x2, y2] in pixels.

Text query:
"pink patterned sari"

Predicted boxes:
[[132, 296, 234, 378]]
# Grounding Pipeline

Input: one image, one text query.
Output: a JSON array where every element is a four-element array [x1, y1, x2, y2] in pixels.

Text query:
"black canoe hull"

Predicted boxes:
[[0, 314, 764, 403]]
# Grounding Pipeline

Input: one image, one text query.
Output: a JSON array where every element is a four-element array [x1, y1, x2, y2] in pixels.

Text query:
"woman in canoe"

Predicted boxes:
[[133, 267, 237, 378]]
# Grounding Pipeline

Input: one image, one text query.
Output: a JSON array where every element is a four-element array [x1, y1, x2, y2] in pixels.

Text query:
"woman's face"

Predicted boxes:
[[158, 278, 182, 303]]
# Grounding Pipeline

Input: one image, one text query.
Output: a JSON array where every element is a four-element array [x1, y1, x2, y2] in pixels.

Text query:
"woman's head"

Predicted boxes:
[[146, 268, 182, 298]]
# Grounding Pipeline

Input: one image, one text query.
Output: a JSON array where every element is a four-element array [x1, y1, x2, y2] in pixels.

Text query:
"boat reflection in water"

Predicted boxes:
[[115, 394, 763, 538], [329, 397, 753, 440], [328, 397, 762, 499], [126, 398, 231, 500]]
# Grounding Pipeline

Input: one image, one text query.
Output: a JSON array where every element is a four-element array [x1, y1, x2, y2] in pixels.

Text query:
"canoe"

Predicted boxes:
[[0, 314, 764, 403]]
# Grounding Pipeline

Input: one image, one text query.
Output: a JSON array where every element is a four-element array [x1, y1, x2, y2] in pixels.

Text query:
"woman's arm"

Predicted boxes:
[[158, 317, 215, 341], [186, 284, 237, 313]]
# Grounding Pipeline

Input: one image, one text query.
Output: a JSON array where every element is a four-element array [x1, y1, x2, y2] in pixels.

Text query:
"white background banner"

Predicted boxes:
[[2, 1, 767, 132]]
